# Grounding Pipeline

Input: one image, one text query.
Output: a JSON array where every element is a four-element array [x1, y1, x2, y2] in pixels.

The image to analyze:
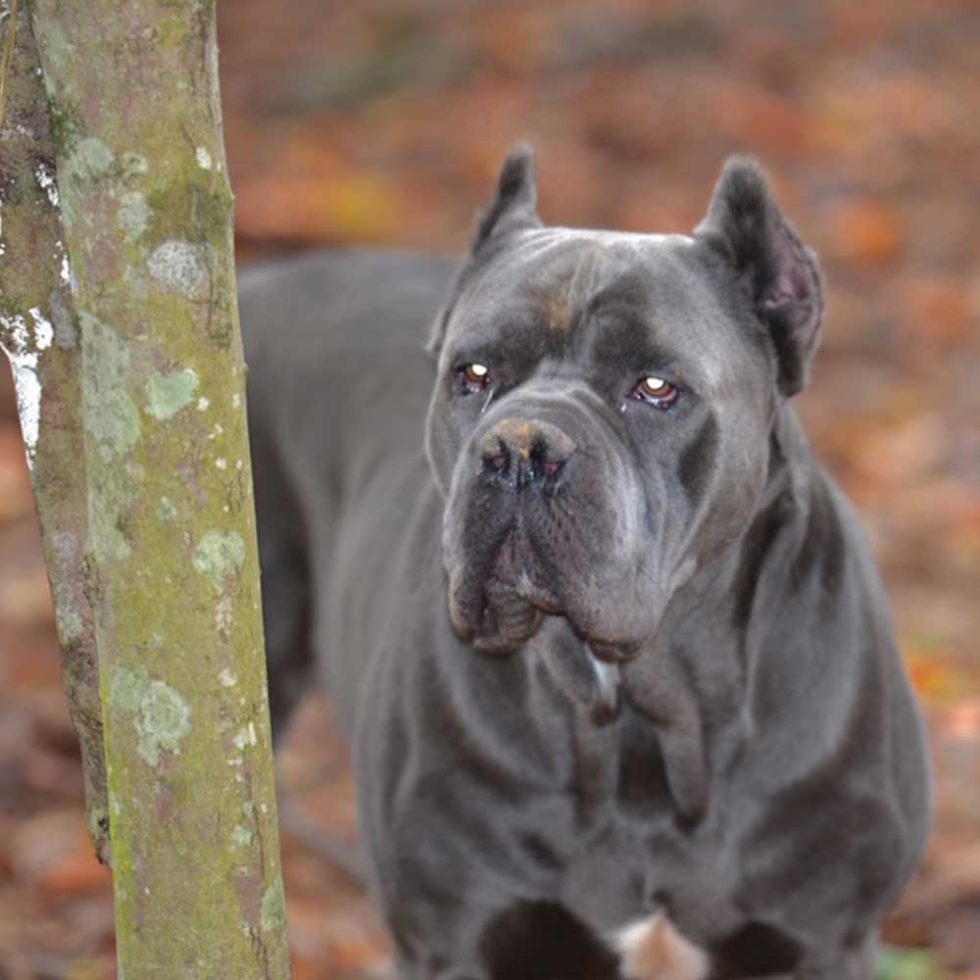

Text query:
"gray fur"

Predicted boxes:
[[242, 152, 931, 980]]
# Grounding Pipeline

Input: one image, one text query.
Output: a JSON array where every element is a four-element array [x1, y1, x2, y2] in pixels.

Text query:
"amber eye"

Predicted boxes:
[[631, 375, 679, 408], [459, 362, 491, 393]]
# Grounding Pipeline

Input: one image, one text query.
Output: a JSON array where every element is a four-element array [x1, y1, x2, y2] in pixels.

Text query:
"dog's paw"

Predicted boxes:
[[613, 913, 709, 980]]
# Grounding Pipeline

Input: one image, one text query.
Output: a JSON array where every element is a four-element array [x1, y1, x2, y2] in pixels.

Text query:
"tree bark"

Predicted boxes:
[[5, 1, 293, 975], [0, 0, 108, 858]]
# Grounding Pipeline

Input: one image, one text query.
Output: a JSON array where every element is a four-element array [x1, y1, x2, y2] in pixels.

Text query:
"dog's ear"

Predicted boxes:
[[696, 157, 824, 397], [428, 145, 541, 357], [470, 143, 541, 254]]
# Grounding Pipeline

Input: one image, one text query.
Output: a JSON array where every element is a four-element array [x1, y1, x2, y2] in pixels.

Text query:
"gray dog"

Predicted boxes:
[[242, 148, 931, 980]]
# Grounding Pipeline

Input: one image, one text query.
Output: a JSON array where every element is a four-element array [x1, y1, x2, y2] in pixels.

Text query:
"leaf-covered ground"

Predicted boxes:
[[1, 1, 978, 977]]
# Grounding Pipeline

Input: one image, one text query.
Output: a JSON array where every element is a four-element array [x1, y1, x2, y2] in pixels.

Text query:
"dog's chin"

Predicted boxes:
[[448, 568, 645, 663], [448, 573, 546, 655]]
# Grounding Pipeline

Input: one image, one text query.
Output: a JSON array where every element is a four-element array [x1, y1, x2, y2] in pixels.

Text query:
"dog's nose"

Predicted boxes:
[[478, 418, 576, 490]]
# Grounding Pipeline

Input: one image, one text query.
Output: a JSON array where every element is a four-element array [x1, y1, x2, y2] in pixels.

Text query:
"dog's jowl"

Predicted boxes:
[[243, 148, 931, 979]]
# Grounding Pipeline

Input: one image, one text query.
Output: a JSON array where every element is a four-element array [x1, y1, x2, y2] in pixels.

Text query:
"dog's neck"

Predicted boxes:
[[655, 402, 814, 638], [614, 403, 823, 819]]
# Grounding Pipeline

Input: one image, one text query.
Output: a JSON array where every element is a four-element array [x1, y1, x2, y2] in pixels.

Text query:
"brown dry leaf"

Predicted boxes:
[[900, 277, 976, 349], [717, 82, 810, 157], [289, 895, 390, 978], [36, 846, 110, 900], [945, 700, 980, 743], [476, 6, 553, 73], [0, 563, 54, 627], [827, 199, 905, 268], [9, 810, 90, 883], [0, 427, 33, 526], [235, 172, 400, 244], [64, 958, 114, 980], [908, 657, 967, 706]]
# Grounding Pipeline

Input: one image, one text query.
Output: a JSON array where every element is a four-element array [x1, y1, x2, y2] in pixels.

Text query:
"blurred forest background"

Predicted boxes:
[[1, 0, 978, 977]]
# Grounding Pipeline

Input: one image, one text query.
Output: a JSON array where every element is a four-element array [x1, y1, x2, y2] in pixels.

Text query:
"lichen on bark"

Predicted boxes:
[[12, 1, 293, 975]]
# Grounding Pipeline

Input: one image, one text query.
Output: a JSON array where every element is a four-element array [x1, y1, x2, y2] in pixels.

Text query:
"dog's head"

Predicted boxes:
[[426, 147, 823, 659]]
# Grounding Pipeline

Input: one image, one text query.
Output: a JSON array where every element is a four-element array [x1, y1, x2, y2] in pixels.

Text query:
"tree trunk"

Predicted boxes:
[[0, 0, 108, 858], [3, 0, 293, 975]]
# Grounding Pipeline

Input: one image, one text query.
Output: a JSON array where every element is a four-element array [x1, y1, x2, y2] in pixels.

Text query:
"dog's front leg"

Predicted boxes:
[[354, 654, 624, 980], [356, 778, 623, 980], [356, 796, 624, 980]]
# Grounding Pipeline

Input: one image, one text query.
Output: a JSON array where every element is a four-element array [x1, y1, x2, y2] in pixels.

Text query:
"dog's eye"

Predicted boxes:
[[631, 376, 679, 409], [458, 362, 491, 393]]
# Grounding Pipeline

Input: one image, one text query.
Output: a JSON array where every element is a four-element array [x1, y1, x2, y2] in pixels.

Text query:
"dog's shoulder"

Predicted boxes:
[[239, 247, 457, 368], [240, 248, 457, 469]]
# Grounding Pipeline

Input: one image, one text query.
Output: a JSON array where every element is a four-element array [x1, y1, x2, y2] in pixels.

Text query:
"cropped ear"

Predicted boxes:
[[696, 157, 824, 397], [428, 145, 541, 357], [470, 143, 541, 254]]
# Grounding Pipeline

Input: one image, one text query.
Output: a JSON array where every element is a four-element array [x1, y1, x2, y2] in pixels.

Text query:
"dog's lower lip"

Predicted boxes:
[[486, 565, 562, 616], [585, 639, 637, 663], [515, 582, 562, 614]]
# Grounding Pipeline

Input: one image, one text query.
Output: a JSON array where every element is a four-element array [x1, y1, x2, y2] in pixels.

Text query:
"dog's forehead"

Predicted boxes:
[[454, 227, 754, 393], [457, 227, 705, 326], [513, 226, 696, 260], [488, 226, 698, 298]]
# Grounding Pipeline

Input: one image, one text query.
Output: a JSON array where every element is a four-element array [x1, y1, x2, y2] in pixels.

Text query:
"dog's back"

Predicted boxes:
[[241, 250, 455, 734]]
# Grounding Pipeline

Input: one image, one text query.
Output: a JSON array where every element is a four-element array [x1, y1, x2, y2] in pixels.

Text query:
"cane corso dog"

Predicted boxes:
[[242, 148, 931, 980]]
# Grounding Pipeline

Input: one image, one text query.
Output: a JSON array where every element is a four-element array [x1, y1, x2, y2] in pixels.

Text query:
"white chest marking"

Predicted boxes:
[[614, 912, 710, 980]]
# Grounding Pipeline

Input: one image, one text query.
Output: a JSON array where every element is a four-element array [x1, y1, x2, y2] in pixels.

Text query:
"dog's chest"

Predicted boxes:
[[557, 703, 756, 944]]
